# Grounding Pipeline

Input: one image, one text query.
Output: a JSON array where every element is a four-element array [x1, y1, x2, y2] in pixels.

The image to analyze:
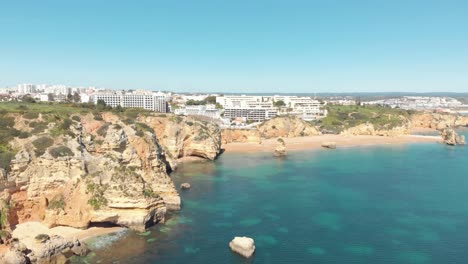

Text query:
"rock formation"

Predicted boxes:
[[221, 129, 261, 144], [229, 236, 256, 258], [410, 112, 468, 130], [274, 138, 287, 156], [0, 235, 87, 264], [180, 183, 191, 190], [258, 116, 321, 138], [1, 112, 182, 234], [340, 123, 409, 137], [441, 128, 466, 146], [144, 115, 222, 169], [321, 141, 337, 149]]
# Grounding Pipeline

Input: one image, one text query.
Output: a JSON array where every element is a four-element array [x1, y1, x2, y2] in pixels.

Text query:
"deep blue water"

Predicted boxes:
[[78, 131, 468, 264]]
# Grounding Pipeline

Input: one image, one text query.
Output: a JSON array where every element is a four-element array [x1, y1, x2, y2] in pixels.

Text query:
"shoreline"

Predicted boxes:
[[222, 134, 442, 153]]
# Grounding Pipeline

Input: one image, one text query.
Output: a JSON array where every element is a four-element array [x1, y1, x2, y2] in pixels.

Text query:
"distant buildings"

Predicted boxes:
[[363, 96, 463, 110], [93, 91, 170, 112], [214, 95, 326, 122], [174, 104, 222, 119]]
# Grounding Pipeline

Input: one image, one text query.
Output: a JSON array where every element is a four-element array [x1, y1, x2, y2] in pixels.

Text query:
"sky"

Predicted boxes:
[[1, 0, 467, 93]]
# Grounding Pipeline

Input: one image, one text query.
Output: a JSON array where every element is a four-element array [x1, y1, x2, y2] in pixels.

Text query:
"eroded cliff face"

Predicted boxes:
[[144, 115, 222, 168], [410, 112, 468, 130], [1, 112, 180, 233], [221, 129, 262, 144], [258, 116, 321, 138], [340, 123, 410, 137]]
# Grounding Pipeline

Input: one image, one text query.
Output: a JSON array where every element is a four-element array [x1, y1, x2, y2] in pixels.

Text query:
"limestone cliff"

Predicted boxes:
[[340, 123, 410, 137], [258, 116, 321, 138], [1, 112, 180, 233], [221, 129, 262, 144], [410, 112, 468, 130], [144, 115, 222, 168]]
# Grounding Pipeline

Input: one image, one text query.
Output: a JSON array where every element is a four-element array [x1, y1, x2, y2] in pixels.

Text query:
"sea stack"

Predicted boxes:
[[274, 138, 287, 156], [441, 128, 466, 145], [229, 236, 256, 258]]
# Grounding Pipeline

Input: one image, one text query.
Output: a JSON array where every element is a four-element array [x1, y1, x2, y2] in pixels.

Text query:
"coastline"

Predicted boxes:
[[222, 134, 442, 153]]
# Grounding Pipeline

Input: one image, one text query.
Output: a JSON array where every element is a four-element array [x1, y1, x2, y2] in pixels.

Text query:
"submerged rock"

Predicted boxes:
[[229, 236, 255, 258], [180, 183, 191, 190], [441, 128, 466, 146], [321, 141, 337, 149]]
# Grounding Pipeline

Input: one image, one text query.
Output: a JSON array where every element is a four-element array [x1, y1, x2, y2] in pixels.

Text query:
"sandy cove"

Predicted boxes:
[[222, 134, 442, 153], [11, 222, 125, 249]]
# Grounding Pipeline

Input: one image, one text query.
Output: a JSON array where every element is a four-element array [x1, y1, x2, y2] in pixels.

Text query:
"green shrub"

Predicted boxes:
[[18, 131, 31, 139], [71, 115, 81, 122], [35, 234, 50, 243], [49, 146, 74, 158], [143, 188, 160, 198], [122, 119, 134, 125], [93, 111, 103, 121], [86, 182, 108, 210], [47, 194, 65, 210], [134, 122, 154, 137], [0, 150, 15, 173], [97, 123, 110, 137], [29, 121, 48, 134], [23, 111, 39, 119], [32, 136, 54, 156]]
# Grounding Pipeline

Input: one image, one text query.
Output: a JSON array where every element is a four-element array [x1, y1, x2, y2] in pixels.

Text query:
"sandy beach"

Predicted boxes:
[[223, 134, 442, 153], [11, 222, 125, 250]]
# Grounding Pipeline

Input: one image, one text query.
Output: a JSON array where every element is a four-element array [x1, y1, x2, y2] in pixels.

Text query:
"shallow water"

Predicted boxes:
[[76, 131, 468, 264]]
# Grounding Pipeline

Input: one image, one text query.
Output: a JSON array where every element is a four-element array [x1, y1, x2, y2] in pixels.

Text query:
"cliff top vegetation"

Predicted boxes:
[[316, 105, 417, 133]]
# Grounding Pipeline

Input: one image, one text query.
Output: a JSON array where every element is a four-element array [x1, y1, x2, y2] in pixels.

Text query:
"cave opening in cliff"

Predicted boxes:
[[88, 222, 121, 228]]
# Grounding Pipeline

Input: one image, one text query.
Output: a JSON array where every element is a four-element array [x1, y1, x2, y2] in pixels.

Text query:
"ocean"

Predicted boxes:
[[75, 130, 468, 264]]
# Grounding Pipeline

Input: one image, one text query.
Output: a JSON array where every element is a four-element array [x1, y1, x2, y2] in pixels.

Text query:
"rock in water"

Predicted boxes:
[[180, 183, 191, 190], [321, 141, 337, 149], [441, 128, 466, 145], [274, 138, 287, 156], [229, 236, 255, 258]]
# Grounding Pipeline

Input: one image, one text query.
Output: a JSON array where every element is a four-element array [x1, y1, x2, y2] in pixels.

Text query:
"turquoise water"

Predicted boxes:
[[79, 131, 468, 264]]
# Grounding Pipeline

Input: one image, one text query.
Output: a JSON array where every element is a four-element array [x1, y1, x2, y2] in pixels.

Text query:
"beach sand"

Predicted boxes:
[[223, 134, 442, 153], [11, 222, 125, 250]]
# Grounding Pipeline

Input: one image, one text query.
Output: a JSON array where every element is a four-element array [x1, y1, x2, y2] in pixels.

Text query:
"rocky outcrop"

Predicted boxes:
[[229, 236, 255, 258], [274, 138, 286, 157], [180, 183, 191, 190], [321, 141, 336, 149], [1, 112, 180, 234], [258, 116, 321, 138], [441, 128, 466, 146], [144, 115, 222, 168], [0, 235, 88, 264], [221, 129, 261, 144], [410, 112, 468, 130], [340, 123, 409, 137]]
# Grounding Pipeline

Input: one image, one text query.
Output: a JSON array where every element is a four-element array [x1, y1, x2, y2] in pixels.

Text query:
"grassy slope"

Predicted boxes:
[[317, 105, 416, 133]]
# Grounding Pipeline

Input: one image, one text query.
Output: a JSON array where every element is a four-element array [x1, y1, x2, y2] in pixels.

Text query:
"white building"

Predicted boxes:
[[175, 104, 222, 119], [216, 95, 326, 121], [16, 84, 36, 94], [92, 91, 169, 112]]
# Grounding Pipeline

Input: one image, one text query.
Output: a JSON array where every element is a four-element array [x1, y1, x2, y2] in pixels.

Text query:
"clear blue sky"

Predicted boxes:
[[1, 0, 467, 93]]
